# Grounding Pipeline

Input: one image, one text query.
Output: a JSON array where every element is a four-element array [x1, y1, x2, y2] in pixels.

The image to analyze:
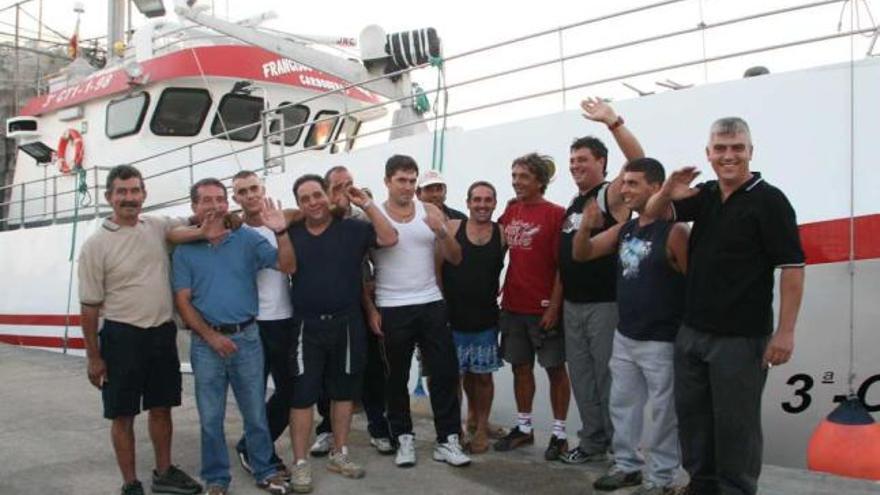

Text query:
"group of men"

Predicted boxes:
[[79, 97, 804, 495]]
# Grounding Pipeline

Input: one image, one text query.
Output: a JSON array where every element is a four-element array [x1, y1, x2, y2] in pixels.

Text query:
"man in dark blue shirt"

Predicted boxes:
[[172, 178, 294, 495], [285, 174, 397, 493], [645, 118, 805, 495]]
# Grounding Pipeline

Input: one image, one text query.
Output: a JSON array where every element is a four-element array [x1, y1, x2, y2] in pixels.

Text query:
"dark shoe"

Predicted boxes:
[[492, 427, 534, 452], [121, 480, 144, 495], [544, 435, 569, 461], [593, 468, 643, 491], [151, 465, 202, 494], [560, 446, 608, 464], [257, 472, 290, 494]]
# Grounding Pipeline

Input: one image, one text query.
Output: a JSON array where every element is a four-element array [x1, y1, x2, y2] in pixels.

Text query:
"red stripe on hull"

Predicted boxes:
[[0, 314, 81, 326], [799, 214, 880, 265], [0, 334, 85, 349]]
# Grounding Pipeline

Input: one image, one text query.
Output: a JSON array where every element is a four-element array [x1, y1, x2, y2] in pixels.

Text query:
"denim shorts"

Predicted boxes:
[[452, 327, 502, 374]]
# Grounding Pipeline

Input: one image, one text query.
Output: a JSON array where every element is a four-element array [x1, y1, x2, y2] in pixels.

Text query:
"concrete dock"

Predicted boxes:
[[1, 344, 878, 495]]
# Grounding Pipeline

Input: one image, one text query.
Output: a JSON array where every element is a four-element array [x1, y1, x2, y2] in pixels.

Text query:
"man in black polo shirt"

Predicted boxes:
[[645, 117, 805, 495], [286, 174, 398, 493]]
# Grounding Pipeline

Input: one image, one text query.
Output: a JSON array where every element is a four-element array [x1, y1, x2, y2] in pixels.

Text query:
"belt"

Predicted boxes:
[[211, 318, 255, 335], [298, 308, 356, 322]]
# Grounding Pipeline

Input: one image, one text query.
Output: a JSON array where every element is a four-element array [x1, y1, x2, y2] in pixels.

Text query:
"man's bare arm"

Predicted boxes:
[[81, 303, 105, 389], [763, 267, 805, 367], [666, 222, 690, 274]]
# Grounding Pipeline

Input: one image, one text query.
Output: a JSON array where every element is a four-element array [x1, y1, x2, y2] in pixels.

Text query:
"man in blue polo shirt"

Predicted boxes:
[[172, 177, 295, 495]]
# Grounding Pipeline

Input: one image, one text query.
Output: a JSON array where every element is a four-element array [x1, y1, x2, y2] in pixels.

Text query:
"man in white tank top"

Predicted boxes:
[[367, 155, 471, 468], [229, 170, 299, 477]]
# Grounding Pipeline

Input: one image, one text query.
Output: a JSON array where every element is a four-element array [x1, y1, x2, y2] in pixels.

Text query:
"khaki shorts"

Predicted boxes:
[[499, 311, 565, 368]]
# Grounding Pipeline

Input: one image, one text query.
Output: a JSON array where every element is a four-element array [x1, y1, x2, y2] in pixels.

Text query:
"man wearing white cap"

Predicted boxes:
[[417, 170, 468, 221]]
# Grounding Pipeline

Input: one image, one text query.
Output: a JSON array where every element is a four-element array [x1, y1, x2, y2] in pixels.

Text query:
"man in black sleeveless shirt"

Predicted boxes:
[[441, 181, 506, 454], [559, 98, 646, 464], [573, 158, 689, 495]]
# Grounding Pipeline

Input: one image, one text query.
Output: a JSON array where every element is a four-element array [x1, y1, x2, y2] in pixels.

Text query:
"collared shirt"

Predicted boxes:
[[673, 172, 805, 336], [171, 228, 278, 326], [78, 216, 185, 328]]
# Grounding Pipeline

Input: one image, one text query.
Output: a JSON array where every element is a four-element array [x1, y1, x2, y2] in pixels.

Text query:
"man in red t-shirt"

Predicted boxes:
[[494, 153, 572, 461]]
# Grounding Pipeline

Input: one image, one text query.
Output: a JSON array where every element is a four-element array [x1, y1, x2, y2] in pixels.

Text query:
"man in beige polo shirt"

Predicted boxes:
[[78, 165, 203, 495]]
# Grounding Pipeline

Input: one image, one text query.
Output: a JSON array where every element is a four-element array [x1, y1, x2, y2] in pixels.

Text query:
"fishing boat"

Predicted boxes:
[[1, 0, 878, 472]]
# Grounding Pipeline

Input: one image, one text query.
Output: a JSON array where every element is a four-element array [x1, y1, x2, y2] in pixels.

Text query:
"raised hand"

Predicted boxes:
[[259, 197, 287, 233], [581, 97, 618, 126], [423, 203, 447, 237], [580, 198, 604, 230], [662, 166, 701, 200], [346, 185, 371, 209], [201, 210, 229, 241]]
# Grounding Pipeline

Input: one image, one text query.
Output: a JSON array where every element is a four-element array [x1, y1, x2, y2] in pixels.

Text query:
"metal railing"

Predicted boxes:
[[1, 0, 875, 229]]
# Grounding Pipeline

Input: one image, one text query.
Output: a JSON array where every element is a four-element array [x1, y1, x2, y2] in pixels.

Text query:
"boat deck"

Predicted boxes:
[[1, 344, 878, 495]]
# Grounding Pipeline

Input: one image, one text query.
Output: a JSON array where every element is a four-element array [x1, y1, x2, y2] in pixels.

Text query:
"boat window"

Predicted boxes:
[[331, 116, 361, 154], [211, 94, 264, 142], [269, 102, 310, 146], [304, 110, 340, 150], [150, 88, 212, 137], [106, 92, 150, 139]]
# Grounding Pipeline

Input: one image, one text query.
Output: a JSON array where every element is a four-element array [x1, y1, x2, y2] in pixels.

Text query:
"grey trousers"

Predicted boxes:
[[610, 331, 680, 486], [563, 300, 617, 453], [675, 325, 769, 495]]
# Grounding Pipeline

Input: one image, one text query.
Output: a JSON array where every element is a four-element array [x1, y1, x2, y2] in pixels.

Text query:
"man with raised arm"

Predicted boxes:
[[644, 118, 805, 495], [309, 166, 395, 458], [228, 170, 297, 478], [572, 158, 688, 495], [285, 173, 397, 492], [558, 98, 644, 464], [368, 154, 471, 469], [493, 153, 571, 461], [441, 181, 506, 454], [78, 165, 202, 495], [172, 178, 294, 495]]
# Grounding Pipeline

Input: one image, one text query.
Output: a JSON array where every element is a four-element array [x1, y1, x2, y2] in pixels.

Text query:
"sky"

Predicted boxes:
[[2, 0, 879, 130]]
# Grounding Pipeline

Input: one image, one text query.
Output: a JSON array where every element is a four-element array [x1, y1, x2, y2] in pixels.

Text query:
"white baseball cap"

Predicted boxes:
[[417, 170, 446, 188]]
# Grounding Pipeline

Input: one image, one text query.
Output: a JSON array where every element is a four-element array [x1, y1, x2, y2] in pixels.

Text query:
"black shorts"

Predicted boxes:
[[99, 320, 182, 419], [290, 311, 366, 408]]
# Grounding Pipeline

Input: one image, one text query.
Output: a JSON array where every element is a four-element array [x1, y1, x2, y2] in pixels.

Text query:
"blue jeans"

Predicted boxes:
[[191, 324, 277, 488]]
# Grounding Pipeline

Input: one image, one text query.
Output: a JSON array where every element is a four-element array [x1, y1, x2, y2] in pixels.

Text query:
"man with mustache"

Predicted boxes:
[[78, 164, 202, 495], [172, 177, 295, 495]]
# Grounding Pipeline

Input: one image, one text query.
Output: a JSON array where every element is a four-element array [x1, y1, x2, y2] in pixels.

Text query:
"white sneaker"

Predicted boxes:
[[310, 432, 333, 457], [369, 437, 395, 455], [395, 434, 416, 467], [290, 460, 312, 493], [433, 434, 471, 467]]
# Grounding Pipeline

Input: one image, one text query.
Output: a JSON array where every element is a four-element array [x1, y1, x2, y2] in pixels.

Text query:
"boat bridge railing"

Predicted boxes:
[[1, 0, 877, 230]]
